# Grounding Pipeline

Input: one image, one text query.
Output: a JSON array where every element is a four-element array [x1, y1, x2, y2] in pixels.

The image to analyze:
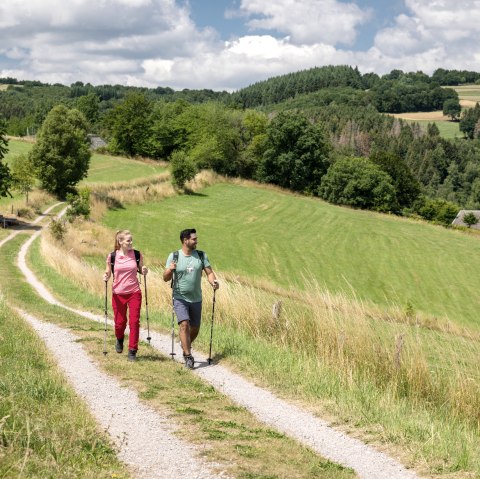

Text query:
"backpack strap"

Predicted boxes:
[[110, 249, 141, 276], [134, 249, 141, 272], [197, 250, 205, 270], [110, 251, 116, 276], [171, 250, 179, 288]]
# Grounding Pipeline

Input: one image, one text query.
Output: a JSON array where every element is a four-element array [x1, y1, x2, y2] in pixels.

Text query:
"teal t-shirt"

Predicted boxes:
[[166, 250, 211, 303]]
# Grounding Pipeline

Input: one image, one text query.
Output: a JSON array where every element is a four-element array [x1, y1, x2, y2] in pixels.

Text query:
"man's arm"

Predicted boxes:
[[204, 266, 219, 289], [163, 263, 175, 282], [163, 254, 176, 282]]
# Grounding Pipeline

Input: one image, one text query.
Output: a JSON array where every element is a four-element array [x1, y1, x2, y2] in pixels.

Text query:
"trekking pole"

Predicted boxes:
[[169, 270, 176, 360], [103, 280, 108, 356], [144, 273, 151, 343], [207, 288, 217, 365]]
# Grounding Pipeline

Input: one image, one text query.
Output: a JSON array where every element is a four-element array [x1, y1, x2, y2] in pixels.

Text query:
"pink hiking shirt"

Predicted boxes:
[[107, 250, 142, 295]]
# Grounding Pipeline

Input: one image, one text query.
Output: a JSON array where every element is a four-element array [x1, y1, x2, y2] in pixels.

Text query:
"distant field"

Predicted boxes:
[[3, 138, 166, 183], [103, 182, 480, 330], [3, 137, 34, 163], [455, 84, 480, 107], [81, 153, 166, 184], [390, 85, 480, 138], [391, 115, 461, 139]]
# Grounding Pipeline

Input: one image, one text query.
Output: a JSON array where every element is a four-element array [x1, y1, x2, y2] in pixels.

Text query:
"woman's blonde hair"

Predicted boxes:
[[114, 230, 132, 251]]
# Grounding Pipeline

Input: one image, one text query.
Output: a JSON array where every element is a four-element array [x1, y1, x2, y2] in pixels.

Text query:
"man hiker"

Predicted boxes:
[[163, 228, 219, 369]]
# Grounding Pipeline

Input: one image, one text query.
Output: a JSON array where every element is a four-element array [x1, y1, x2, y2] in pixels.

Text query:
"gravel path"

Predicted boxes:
[[16, 309, 226, 479], [14, 211, 420, 479], [0, 202, 62, 248]]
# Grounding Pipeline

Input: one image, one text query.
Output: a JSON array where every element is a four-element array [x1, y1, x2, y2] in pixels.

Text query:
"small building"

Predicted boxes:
[[452, 210, 480, 229], [88, 134, 107, 150]]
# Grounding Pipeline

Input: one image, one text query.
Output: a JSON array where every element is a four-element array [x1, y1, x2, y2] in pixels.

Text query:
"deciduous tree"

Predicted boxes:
[[319, 156, 398, 212], [443, 98, 461, 121], [29, 105, 91, 198], [10, 154, 36, 204], [257, 111, 331, 194]]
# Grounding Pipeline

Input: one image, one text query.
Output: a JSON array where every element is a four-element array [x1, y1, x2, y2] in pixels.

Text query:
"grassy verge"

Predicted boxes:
[[0, 299, 130, 479], [2, 235, 355, 478], [29, 233, 480, 477]]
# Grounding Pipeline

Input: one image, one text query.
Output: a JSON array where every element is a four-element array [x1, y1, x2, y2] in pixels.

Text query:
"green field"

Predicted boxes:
[[103, 183, 480, 330], [2, 138, 166, 183], [412, 119, 461, 139], [3, 138, 34, 163], [81, 153, 166, 184], [454, 84, 480, 103]]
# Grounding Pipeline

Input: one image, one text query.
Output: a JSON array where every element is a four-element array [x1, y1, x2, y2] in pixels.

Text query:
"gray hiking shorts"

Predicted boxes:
[[173, 299, 202, 327]]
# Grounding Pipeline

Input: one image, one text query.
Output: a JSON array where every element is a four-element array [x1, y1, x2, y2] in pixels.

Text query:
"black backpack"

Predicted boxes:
[[110, 249, 141, 276]]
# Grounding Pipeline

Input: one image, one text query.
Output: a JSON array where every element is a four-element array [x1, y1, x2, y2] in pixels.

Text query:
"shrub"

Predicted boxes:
[[412, 196, 460, 226], [463, 212, 479, 228], [65, 188, 91, 222], [49, 219, 67, 241], [170, 150, 197, 189], [319, 156, 398, 212]]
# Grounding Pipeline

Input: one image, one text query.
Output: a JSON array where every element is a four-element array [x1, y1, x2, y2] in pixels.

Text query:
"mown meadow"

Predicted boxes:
[[102, 182, 480, 331]]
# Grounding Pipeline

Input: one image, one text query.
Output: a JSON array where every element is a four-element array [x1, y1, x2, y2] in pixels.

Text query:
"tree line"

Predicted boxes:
[[2, 66, 480, 137], [1, 66, 480, 226]]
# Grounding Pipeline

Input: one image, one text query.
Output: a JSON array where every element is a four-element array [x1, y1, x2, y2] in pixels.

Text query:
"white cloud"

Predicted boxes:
[[1, 0, 480, 91], [369, 1, 480, 74], [143, 35, 349, 91], [237, 0, 371, 45]]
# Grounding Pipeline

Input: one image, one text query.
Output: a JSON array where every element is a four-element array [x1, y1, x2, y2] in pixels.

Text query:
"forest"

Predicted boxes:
[[1, 66, 480, 224]]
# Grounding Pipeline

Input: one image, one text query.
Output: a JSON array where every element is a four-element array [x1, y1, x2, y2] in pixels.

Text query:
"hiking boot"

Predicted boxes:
[[127, 349, 137, 362], [115, 337, 124, 353], [184, 354, 194, 369]]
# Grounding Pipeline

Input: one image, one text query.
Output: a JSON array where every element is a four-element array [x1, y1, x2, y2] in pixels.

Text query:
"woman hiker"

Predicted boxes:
[[103, 230, 148, 361]]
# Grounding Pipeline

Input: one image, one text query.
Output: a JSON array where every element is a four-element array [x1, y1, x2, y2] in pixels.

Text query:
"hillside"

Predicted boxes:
[[101, 181, 480, 331]]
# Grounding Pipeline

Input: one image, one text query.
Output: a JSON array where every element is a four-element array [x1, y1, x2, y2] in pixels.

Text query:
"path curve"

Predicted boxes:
[[0, 201, 63, 248], [7, 207, 226, 479], [17, 209, 419, 479], [16, 310, 226, 479]]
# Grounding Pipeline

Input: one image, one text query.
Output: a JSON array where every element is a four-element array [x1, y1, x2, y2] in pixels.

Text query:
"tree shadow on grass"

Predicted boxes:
[[3, 218, 42, 232], [183, 188, 207, 197]]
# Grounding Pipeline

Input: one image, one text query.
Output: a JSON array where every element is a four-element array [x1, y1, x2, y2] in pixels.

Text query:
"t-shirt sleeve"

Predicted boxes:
[[165, 252, 173, 269]]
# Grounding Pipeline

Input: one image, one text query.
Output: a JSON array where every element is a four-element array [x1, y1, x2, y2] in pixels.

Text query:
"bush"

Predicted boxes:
[[411, 196, 460, 226], [49, 219, 67, 241], [16, 207, 35, 219], [65, 188, 90, 222], [170, 150, 197, 189], [463, 212, 479, 228], [319, 156, 398, 212]]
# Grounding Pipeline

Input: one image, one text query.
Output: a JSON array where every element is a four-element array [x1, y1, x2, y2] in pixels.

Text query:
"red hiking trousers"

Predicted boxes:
[[112, 290, 142, 350]]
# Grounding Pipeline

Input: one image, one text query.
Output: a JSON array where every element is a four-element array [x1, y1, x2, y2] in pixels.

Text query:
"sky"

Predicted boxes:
[[0, 0, 479, 92]]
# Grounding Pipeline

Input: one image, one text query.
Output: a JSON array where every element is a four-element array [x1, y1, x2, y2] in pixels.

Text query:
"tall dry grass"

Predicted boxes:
[[89, 170, 221, 221]]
